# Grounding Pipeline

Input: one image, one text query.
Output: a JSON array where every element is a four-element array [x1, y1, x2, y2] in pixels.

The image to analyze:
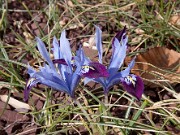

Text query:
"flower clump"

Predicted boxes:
[[24, 26, 144, 101]]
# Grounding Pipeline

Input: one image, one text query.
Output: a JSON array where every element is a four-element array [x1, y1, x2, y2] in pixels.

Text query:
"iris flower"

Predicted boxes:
[[84, 26, 144, 100], [24, 30, 108, 101]]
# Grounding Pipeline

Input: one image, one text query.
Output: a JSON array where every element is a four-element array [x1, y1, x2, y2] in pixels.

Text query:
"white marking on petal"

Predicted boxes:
[[81, 65, 95, 73], [124, 75, 136, 87], [27, 78, 36, 88]]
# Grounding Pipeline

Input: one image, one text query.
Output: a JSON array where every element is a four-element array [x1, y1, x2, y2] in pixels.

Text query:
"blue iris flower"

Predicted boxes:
[[84, 26, 144, 100], [24, 30, 81, 101]]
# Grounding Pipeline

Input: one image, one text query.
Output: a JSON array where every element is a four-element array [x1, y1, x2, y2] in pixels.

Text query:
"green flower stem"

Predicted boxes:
[[104, 93, 108, 106]]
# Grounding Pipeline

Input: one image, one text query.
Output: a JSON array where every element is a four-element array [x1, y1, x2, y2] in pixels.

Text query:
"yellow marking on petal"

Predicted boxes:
[[72, 52, 75, 56], [71, 59, 75, 65], [82, 65, 87, 69], [82, 65, 95, 70], [81, 65, 95, 73], [127, 76, 136, 87]]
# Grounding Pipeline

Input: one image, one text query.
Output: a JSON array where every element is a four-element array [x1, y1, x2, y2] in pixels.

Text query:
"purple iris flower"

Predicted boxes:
[[24, 30, 108, 101], [84, 26, 144, 100]]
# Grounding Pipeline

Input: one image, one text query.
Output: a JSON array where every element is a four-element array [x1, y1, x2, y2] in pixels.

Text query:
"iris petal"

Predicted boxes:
[[94, 78, 107, 92], [112, 26, 126, 44], [81, 62, 109, 78], [121, 57, 136, 77], [109, 37, 127, 72], [70, 73, 81, 97], [69, 56, 82, 96], [60, 30, 72, 66], [76, 47, 90, 65], [24, 78, 40, 101], [121, 75, 144, 100], [95, 25, 103, 64], [52, 36, 60, 59], [59, 30, 73, 75], [52, 59, 68, 65], [36, 37, 55, 70], [27, 65, 36, 77], [35, 67, 69, 91], [24, 64, 71, 101], [109, 26, 127, 72]]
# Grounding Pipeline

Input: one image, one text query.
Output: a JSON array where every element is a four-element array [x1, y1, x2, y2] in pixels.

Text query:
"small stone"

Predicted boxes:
[[59, 20, 66, 26], [35, 100, 44, 110], [39, 23, 46, 29], [86, 81, 96, 88], [42, 18, 46, 23], [54, 92, 60, 99], [67, 0, 74, 7], [39, 23, 48, 34], [34, 29, 40, 36], [31, 23, 38, 30], [162, 94, 170, 100]]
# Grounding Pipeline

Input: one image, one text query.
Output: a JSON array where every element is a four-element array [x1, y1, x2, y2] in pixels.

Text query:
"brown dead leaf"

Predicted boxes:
[[126, 47, 180, 87], [169, 14, 180, 28]]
